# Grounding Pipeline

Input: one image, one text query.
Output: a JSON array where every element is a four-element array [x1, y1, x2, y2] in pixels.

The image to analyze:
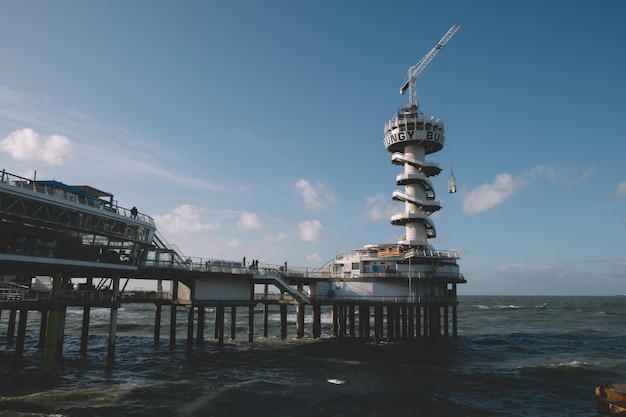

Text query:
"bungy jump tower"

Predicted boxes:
[[309, 25, 466, 338]]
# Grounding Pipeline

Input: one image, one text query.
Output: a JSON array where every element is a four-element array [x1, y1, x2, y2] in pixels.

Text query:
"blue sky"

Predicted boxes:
[[0, 0, 625, 295]]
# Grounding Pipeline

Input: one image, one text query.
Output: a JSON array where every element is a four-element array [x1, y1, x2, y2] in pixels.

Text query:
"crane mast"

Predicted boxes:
[[400, 25, 460, 109]]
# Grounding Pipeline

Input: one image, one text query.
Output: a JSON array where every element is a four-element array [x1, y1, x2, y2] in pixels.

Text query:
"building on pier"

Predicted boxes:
[[0, 169, 157, 277]]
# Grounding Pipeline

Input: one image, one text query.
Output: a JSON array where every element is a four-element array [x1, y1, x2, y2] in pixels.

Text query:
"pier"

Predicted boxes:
[[0, 170, 462, 369], [0, 26, 467, 367], [0, 117, 458, 371]]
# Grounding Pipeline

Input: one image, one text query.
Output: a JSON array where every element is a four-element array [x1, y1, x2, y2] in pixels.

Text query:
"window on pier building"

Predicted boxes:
[[351, 262, 359, 270], [0, 220, 147, 266]]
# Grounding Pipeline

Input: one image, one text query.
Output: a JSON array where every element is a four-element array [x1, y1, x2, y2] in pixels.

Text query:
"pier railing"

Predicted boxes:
[[0, 289, 173, 303], [140, 255, 464, 282], [310, 295, 459, 304]]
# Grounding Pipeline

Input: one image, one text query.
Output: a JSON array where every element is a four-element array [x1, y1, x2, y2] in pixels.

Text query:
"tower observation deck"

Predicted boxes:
[[385, 108, 444, 247]]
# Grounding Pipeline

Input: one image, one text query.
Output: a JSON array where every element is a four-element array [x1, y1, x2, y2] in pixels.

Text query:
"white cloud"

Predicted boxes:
[[615, 181, 626, 197], [298, 220, 324, 242], [462, 165, 585, 216], [152, 205, 220, 235], [462, 173, 523, 215], [296, 179, 335, 210], [225, 238, 240, 248], [0, 128, 73, 165], [238, 211, 263, 231], [0, 89, 219, 191], [365, 192, 396, 220], [263, 233, 288, 246], [307, 252, 322, 262]]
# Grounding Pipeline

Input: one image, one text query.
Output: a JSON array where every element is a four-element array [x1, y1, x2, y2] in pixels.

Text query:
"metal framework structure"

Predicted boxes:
[[400, 25, 460, 108]]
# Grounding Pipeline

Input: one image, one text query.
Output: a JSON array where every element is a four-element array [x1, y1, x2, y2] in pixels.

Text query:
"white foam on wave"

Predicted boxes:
[[327, 379, 345, 385]]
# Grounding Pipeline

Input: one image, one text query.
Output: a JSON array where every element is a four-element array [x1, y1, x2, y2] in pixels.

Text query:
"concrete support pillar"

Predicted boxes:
[[312, 304, 321, 339], [423, 306, 429, 338], [55, 306, 67, 359], [331, 305, 337, 337], [348, 305, 355, 338], [386, 305, 394, 340], [214, 307, 219, 339], [7, 309, 16, 343], [248, 305, 254, 343], [263, 284, 269, 338], [38, 310, 48, 349], [296, 304, 305, 339], [186, 306, 194, 350], [394, 306, 401, 339], [43, 273, 63, 373], [416, 306, 421, 337], [453, 304, 458, 338], [80, 306, 91, 355], [432, 306, 441, 337], [154, 304, 162, 343], [279, 304, 287, 339], [80, 277, 93, 355], [337, 305, 346, 338], [197, 307, 205, 344], [230, 306, 237, 340], [170, 280, 178, 348], [444, 305, 449, 338], [358, 305, 366, 338], [216, 305, 225, 346], [263, 303, 269, 338], [374, 305, 383, 342], [107, 276, 120, 362], [16, 309, 28, 358], [401, 306, 408, 339], [408, 306, 415, 339]]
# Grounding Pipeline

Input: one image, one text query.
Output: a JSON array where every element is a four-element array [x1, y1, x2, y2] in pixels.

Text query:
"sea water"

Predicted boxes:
[[0, 295, 624, 417]]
